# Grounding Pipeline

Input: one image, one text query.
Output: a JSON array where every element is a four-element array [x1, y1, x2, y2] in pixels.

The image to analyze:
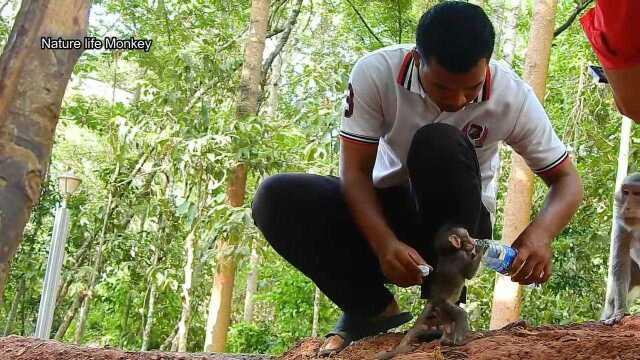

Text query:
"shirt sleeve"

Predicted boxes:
[[506, 87, 569, 174], [339, 58, 385, 145]]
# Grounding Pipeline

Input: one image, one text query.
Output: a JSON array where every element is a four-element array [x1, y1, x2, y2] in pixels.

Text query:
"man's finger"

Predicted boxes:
[[393, 258, 421, 287], [508, 251, 528, 276], [407, 249, 427, 266], [511, 257, 535, 284], [526, 262, 545, 285]]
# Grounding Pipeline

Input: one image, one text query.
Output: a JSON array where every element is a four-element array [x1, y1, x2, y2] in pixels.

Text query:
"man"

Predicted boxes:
[[252, 2, 582, 356], [580, 0, 640, 123]]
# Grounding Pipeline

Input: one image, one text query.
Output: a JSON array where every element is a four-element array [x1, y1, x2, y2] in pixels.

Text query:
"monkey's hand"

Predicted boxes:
[[603, 312, 627, 326]]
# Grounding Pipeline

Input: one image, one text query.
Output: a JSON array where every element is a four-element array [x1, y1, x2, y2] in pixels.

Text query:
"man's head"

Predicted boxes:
[[414, 1, 495, 112]]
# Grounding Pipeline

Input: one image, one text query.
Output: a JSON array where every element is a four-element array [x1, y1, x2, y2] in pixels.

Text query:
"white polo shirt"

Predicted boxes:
[[339, 44, 568, 220]]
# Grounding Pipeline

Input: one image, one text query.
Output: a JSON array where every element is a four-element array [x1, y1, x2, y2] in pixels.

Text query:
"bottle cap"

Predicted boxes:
[[418, 264, 433, 277]]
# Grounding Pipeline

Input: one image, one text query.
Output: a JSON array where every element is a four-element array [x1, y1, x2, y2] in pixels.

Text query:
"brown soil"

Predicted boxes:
[[279, 315, 640, 360], [0, 336, 271, 360], [2, 316, 640, 360]]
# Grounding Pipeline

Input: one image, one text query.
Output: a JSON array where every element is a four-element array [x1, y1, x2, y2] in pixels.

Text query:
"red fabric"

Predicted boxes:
[[482, 67, 491, 101], [338, 134, 377, 146], [396, 51, 412, 85], [580, 0, 640, 70]]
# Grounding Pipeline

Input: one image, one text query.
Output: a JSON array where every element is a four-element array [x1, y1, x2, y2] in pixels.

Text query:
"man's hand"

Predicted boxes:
[[508, 224, 553, 285], [376, 239, 428, 287]]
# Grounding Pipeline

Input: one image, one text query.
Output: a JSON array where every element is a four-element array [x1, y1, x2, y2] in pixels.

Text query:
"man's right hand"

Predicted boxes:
[[375, 239, 428, 287]]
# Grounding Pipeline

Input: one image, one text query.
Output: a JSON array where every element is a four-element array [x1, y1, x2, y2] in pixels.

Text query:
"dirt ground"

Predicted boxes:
[[1, 316, 640, 360], [280, 315, 640, 360]]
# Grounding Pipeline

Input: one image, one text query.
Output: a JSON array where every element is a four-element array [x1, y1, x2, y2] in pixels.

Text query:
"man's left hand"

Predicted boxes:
[[508, 224, 553, 285]]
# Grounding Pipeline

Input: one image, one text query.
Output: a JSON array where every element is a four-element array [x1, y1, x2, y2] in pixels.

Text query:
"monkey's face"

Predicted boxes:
[[447, 227, 478, 257], [618, 182, 640, 230]]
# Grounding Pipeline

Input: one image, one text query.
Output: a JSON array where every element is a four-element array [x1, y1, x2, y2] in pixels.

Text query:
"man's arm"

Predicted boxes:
[[604, 65, 640, 123], [340, 138, 426, 287], [508, 159, 583, 284]]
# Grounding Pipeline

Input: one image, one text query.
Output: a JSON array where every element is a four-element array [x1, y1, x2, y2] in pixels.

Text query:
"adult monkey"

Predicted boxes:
[[602, 173, 640, 325], [252, 2, 583, 356], [580, 0, 640, 123]]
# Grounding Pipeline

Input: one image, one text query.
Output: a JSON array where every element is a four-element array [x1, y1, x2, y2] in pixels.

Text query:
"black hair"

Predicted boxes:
[[416, 1, 495, 73]]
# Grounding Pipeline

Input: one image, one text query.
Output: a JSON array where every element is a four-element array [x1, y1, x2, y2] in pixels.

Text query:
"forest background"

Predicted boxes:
[[0, 0, 638, 356]]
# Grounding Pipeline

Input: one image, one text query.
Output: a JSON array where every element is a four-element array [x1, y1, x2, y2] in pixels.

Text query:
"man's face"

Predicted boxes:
[[417, 56, 487, 112]]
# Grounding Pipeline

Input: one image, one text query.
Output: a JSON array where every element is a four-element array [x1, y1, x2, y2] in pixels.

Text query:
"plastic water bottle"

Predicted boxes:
[[474, 239, 518, 275]]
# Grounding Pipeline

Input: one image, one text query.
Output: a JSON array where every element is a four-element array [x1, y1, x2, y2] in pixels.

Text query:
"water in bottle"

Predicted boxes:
[[474, 239, 518, 274], [475, 238, 540, 288]]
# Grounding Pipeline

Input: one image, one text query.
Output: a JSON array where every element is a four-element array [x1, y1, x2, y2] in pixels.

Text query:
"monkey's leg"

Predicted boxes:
[[374, 304, 442, 360], [602, 223, 632, 325], [438, 301, 469, 346]]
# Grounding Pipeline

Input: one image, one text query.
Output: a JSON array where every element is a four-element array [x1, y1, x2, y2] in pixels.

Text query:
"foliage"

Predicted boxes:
[[1, 0, 638, 356]]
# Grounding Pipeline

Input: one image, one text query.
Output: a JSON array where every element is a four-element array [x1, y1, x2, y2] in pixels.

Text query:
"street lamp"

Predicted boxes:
[[35, 172, 82, 339], [58, 173, 81, 203]]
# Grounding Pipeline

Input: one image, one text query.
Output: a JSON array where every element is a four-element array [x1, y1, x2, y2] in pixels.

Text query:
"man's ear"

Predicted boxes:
[[448, 234, 462, 249]]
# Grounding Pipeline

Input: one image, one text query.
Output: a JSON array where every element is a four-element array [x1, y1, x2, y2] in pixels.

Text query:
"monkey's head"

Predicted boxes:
[[616, 173, 640, 230], [435, 226, 479, 258]]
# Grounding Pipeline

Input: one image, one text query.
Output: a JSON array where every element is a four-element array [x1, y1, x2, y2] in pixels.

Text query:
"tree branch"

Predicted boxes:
[[344, 0, 385, 47], [267, 0, 288, 31], [262, 0, 303, 75], [0, 0, 11, 15], [184, 62, 242, 113], [267, 27, 285, 38], [553, 0, 594, 38]]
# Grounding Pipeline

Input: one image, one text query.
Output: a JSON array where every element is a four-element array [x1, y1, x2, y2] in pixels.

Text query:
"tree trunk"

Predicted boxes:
[[243, 244, 260, 323], [55, 234, 94, 307], [204, 245, 238, 353], [489, 0, 558, 330], [243, 52, 282, 324], [203, 165, 246, 353], [175, 226, 199, 352], [141, 280, 157, 351], [54, 290, 87, 340], [203, 0, 269, 352], [161, 325, 178, 351], [311, 286, 321, 337], [0, 0, 90, 308], [119, 291, 132, 348], [500, 0, 522, 65], [3, 277, 25, 336], [74, 190, 114, 344], [141, 243, 159, 351]]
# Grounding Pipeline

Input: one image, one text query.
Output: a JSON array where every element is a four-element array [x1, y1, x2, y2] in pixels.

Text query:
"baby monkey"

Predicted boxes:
[[376, 226, 483, 360]]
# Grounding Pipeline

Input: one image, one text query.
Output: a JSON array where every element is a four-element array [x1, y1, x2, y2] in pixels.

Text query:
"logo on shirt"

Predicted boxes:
[[463, 123, 488, 148], [344, 83, 354, 118]]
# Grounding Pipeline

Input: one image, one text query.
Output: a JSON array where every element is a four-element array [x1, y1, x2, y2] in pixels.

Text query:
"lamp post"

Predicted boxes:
[[34, 172, 81, 339]]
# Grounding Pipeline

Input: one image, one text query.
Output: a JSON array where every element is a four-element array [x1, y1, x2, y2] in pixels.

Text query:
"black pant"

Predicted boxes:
[[251, 123, 491, 318]]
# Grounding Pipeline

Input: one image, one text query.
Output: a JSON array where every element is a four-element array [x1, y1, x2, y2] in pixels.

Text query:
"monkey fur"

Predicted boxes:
[[375, 225, 484, 359], [602, 172, 640, 325]]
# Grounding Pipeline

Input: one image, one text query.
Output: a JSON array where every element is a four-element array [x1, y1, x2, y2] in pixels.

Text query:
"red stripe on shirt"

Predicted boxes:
[[482, 67, 492, 101], [339, 134, 378, 146], [396, 52, 413, 86], [536, 153, 569, 176]]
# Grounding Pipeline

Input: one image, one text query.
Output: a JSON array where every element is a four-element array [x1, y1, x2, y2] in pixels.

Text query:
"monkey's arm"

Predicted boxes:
[[603, 222, 632, 323]]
